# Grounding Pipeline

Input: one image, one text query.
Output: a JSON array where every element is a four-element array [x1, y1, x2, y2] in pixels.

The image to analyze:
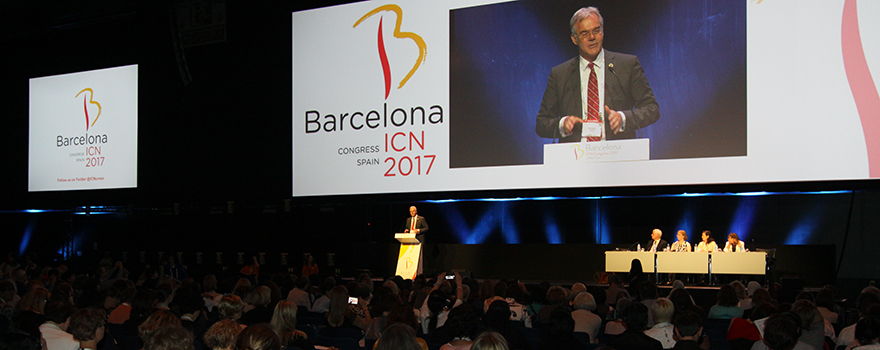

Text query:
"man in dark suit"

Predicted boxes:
[[535, 6, 659, 142], [402, 206, 428, 242], [648, 228, 668, 252]]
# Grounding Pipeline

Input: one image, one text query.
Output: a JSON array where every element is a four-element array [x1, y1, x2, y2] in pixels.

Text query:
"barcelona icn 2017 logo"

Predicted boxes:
[[56, 88, 108, 167], [303, 4, 443, 135]]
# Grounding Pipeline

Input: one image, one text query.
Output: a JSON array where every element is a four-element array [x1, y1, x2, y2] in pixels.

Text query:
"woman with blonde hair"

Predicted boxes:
[[471, 331, 509, 350], [234, 323, 281, 350], [270, 300, 314, 350], [671, 230, 692, 252]]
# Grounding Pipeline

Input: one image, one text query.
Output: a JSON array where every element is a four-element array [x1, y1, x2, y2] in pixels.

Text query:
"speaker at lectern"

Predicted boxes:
[[394, 232, 422, 279]]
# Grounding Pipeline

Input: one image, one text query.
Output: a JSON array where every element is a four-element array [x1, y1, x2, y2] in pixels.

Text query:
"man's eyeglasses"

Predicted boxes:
[[577, 28, 603, 39]]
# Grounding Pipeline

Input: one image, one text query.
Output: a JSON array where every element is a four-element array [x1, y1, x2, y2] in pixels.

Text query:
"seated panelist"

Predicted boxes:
[[723, 232, 746, 252]]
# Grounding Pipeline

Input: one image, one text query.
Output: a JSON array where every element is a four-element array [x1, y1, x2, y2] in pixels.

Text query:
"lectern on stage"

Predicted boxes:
[[394, 233, 423, 280]]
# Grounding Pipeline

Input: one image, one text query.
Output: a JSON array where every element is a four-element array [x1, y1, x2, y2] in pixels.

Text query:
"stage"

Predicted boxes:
[[351, 243, 837, 288]]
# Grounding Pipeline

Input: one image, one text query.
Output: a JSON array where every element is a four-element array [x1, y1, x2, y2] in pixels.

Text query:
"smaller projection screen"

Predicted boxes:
[[29, 64, 139, 192], [292, 0, 880, 197]]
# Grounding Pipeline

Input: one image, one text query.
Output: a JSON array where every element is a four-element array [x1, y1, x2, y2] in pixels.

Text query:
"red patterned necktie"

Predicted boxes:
[[411, 217, 416, 231], [586, 62, 601, 142]]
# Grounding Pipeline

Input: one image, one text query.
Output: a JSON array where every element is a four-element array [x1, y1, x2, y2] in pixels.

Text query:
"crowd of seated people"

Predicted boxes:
[[4, 251, 880, 350]]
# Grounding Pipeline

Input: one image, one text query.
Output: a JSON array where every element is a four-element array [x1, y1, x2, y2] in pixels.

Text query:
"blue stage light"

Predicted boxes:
[[785, 204, 822, 245], [728, 198, 758, 241], [445, 206, 497, 244], [543, 213, 562, 244], [500, 204, 520, 244], [676, 210, 695, 240], [19, 217, 37, 255]]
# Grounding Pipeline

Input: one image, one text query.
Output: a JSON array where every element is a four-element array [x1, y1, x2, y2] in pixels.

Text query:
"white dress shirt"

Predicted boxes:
[[40, 323, 80, 350]]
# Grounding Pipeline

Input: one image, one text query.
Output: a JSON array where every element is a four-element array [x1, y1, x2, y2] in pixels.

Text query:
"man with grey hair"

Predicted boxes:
[[402, 206, 429, 240], [571, 292, 602, 343], [535, 6, 659, 143]]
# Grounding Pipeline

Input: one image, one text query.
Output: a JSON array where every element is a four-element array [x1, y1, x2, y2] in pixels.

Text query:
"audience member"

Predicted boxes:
[[538, 308, 586, 350], [139, 310, 183, 347], [420, 273, 463, 335], [286, 275, 313, 312], [609, 302, 663, 350], [471, 331, 509, 350], [240, 286, 272, 326], [161, 256, 188, 281], [365, 292, 401, 341], [302, 255, 319, 278], [437, 305, 479, 350], [851, 316, 880, 350], [270, 301, 314, 350], [68, 307, 106, 350], [728, 302, 774, 346], [590, 286, 612, 320], [627, 260, 648, 297], [311, 278, 335, 314], [571, 292, 601, 343], [605, 298, 632, 336], [640, 282, 660, 328], [145, 327, 194, 350], [756, 313, 808, 350], [218, 295, 245, 323], [838, 289, 880, 347], [326, 285, 368, 331], [534, 286, 566, 324], [570, 283, 586, 299], [204, 319, 242, 350], [0, 329, 42, 350], [178, 294, 209, 350], [645, 298, 676, 349], [13, 287, 49, 337], [815, 287, 840, 325], [606, 275, 626, 305], [39, 300, 78, 350], [789, 299, 825, 350], [732, 281, 752, 310], [669, 288, 704, 321], [376, 323, 422, 350], [481, 300, 530, 350], [239, 256, 260, 281], [120, 289, 155, 346], [708, 285, 744, 319], [234, 323, 281, 350], [0, 280, 18, 319], [671, 311, 703, 350]]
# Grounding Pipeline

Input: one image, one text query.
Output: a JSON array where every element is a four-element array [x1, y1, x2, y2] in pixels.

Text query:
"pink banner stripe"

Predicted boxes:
[[842, 0, 880, 177]]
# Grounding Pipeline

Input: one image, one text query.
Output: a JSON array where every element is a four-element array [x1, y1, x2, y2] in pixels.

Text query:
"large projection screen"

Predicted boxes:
[[292, 0, 880, 197], [29, 65, 139, 192]]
